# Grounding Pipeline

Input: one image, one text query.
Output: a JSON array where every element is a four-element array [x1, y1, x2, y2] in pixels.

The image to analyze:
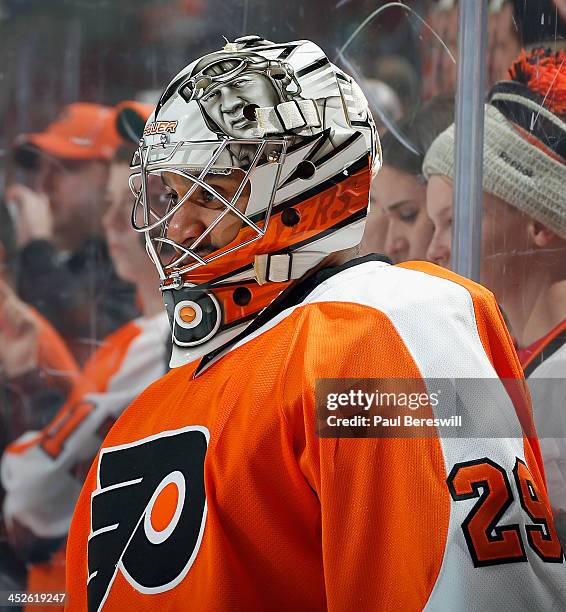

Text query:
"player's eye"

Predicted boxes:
[[164, 189, 178, 205], [197, 188, 223, 210], [232, 78, 251, 88], [154, 189, 177, 216]]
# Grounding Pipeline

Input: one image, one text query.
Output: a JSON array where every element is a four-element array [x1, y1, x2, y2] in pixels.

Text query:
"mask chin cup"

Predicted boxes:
[[162, 284, 222, 348]]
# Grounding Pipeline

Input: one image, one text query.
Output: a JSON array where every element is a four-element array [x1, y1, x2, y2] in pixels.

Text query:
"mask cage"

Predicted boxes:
[[129, 138, 286, 280]]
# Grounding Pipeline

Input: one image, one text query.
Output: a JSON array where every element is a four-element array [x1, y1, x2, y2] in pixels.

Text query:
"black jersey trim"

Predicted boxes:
[[524, 331, 566, 378]]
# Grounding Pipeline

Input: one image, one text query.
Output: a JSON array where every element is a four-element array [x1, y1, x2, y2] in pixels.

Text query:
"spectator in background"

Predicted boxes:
[[1, 106, 171, 608], [512, 0, 566, 49], [361, 94, 454, 262], [487, 0, 566, 87], [358, 77, 403, 256], [0, 200, 81, 445], [362, 77, 402, 133], [421, 0, 458, 99], [424, 49, 566, 538], [0, 198, 83, 597], [361, 204, 389, 257], [7, 103, 138, 365], [488, 0, 521, 85], [373, 55, 419, 118]]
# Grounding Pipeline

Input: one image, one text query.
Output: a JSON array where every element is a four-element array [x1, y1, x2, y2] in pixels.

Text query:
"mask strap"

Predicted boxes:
[[255, 99, 321, 136], [254, 251, 328, 284]]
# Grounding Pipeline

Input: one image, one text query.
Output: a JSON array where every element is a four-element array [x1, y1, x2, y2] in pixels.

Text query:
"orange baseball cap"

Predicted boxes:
[[15, 103, 122, 161]]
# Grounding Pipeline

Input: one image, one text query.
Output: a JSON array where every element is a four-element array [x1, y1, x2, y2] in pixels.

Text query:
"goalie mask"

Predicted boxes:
[[130, 36, 380, 367]]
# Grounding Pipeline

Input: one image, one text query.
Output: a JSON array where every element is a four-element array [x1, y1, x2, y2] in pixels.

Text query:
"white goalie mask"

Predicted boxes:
[[130, 35, 380, 368]]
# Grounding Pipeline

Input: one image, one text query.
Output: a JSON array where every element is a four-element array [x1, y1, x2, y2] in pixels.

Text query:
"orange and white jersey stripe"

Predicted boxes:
[[66, 258, 566, 611]]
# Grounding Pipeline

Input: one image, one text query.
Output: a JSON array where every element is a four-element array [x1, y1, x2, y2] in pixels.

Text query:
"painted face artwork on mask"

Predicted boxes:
[[179, 51, 301, 141], [200, 72, 280, 139]]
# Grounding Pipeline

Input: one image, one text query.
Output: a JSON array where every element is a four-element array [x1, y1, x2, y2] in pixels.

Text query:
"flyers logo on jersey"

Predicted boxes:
[[87, 426, 209, 612]]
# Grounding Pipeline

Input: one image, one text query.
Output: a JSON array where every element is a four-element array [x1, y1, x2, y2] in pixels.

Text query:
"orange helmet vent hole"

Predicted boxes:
[[179, 305, 197, 323], [150, 482, 179, 532]]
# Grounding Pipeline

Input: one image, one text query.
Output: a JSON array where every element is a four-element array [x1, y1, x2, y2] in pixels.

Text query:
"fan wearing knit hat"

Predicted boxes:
[[423, 48, 566, 535]]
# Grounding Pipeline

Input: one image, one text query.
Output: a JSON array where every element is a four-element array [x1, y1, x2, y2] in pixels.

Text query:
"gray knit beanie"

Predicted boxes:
[[423, 102, 566, 239]]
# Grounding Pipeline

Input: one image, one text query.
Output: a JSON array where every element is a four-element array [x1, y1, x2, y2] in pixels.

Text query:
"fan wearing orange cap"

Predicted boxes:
[[8, 101, 148, 364]]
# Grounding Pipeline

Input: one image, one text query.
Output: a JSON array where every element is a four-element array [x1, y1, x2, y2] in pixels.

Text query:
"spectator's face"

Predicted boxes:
[[162, 169, 251, 263], [200, 73, 280, 138], [360, 178, 389, 255], [427, 176, 535, 290], [103, 162, 156, 285], [372, 165, 432, 263], [36, 156, 109, 251], [426, 175, 453, 268]]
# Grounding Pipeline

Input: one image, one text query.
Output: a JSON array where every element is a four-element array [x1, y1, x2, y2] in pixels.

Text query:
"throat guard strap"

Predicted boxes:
[[255, 99, 321, 136], [254, 251, 328, 284]]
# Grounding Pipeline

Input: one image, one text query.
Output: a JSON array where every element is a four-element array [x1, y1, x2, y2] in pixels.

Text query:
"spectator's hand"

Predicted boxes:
[[0, 280, 40, 377], [3, 514, 64, 564], [5, 184, 53, 247]]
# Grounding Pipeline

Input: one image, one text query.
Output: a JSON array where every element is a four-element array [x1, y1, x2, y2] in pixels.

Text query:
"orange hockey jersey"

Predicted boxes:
[[66, 256, 566, 611]]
